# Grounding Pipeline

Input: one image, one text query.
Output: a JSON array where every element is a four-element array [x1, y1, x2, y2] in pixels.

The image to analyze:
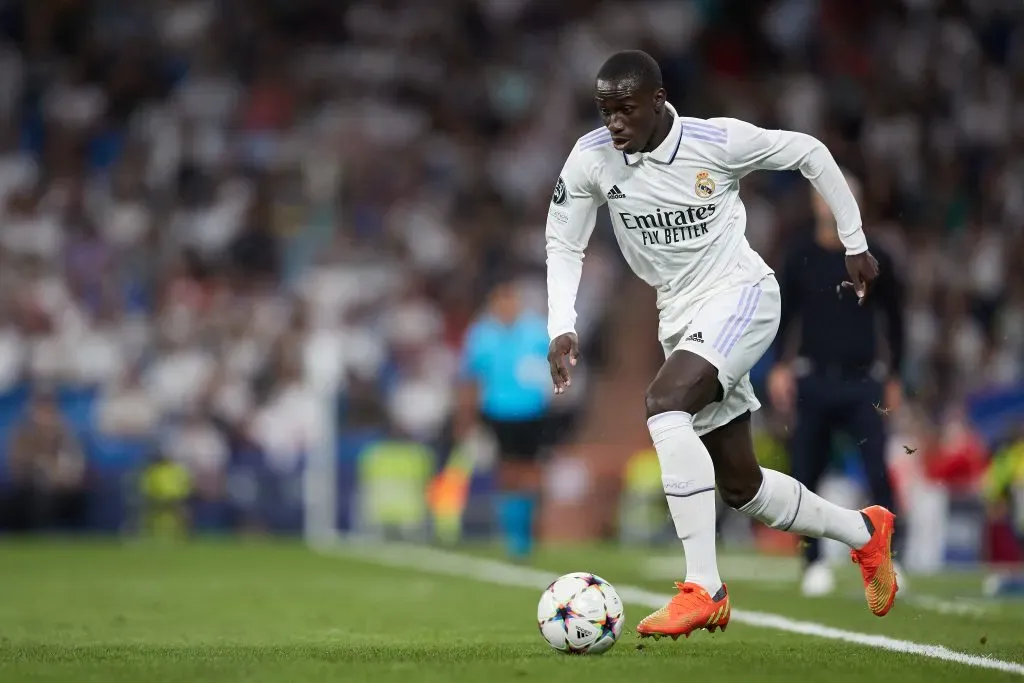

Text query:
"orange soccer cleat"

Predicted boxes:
[[850, 505, 899, 617], [636, 582, 730, 640]]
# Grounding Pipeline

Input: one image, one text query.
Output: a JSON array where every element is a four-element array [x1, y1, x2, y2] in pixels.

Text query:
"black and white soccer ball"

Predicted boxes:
[[537, 572, 624, 654]]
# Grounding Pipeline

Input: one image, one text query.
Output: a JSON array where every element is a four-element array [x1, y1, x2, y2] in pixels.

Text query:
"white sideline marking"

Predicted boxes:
[[317, 538, 1024, 677]]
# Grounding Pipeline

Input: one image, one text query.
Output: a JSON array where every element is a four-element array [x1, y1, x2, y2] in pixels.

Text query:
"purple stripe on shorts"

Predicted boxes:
[[713, 286, 754, 353], [722, 285, 763, 357]]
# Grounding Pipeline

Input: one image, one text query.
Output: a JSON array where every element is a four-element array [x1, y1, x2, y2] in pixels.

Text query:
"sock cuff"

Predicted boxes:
[[738, 467, 772, 515], [646, 410, 693, 439]]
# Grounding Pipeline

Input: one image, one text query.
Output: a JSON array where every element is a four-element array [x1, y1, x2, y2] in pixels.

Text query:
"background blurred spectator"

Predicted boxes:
[[2, 390, 88, 532]]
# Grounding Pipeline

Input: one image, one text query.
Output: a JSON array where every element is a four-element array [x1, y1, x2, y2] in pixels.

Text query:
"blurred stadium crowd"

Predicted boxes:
[[0, 0, 1021, 561]]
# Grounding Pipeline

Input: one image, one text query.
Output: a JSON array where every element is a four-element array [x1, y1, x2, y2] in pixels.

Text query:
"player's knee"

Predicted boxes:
[[717, 468, 763, 509], [644, 384, 678, 419], [644, 364, 718, 419]]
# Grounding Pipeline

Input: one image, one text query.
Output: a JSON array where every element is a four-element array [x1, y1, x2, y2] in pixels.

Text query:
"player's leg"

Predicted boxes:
[[645, 348, 723, 588], [637, 348, 729, 639], [706, 414, 869, 548], [705, 409, 899, 616], [496, 459, 537, 560], [488, 418, 544, 561], [637, 279, 776, 639]]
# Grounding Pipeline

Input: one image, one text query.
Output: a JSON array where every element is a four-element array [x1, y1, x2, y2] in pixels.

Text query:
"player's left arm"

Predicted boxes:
[[715, 119, 878, 302], [716, 118, 865, 253]]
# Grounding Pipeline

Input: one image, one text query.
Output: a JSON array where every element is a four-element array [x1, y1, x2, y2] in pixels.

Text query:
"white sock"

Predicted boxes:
[[739, 467, 871, 549], [648, 411, 722, 595]]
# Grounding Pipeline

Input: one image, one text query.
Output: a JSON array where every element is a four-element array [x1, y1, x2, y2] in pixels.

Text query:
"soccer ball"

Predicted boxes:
[[537, 572, 624, 654]]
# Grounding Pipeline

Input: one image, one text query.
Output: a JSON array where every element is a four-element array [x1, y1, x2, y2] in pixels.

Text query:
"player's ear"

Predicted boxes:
[[653, 88, 667, 112]]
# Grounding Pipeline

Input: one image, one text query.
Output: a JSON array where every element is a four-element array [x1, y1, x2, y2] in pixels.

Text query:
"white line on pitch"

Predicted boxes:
[[315, 537, 1024, 677]]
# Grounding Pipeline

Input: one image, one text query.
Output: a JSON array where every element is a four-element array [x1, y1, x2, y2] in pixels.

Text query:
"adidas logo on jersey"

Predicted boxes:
[[684, 331, 704, 343], [606, 185, 626, 199]]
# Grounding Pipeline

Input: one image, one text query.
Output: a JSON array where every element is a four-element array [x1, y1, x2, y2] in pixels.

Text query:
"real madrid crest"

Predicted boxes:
[[695, 171, 715, 199]]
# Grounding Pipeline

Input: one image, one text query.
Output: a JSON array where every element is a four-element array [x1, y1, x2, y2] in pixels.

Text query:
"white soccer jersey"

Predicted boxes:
[[545, 102, 867, 341]]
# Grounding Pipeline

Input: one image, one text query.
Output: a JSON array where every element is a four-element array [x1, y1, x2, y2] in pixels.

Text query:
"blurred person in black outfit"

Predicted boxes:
[[768, 172, 905, 597], [1, 390, 89, 533], [230, 176, 280, 282]]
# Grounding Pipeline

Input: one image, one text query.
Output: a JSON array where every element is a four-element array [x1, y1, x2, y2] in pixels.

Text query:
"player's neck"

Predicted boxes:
[[641, 110, 674, 153]]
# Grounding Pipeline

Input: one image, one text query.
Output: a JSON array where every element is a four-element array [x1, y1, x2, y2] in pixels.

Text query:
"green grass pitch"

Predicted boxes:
[[1, 539, 1022, 682]]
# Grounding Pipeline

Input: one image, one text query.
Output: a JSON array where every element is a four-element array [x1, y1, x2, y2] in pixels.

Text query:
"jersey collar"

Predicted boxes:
[[623, 102, 683, 166]]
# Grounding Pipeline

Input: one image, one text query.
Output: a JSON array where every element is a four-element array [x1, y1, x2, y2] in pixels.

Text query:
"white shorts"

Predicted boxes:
[[658, 274, 781, 436]]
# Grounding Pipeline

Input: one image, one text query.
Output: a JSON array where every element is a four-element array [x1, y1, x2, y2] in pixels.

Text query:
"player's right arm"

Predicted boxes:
[[545, 141, 603, 394]]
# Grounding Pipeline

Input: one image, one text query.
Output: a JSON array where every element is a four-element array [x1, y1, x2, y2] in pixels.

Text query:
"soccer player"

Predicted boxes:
[[545, 50, 898, 640], [458, 274, 553, 561]]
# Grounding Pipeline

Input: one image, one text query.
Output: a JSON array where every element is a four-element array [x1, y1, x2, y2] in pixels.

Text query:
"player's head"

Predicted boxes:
[[488, 271, 522, 325], [813, 168, 862, 244], [594, 50, 666, 154]]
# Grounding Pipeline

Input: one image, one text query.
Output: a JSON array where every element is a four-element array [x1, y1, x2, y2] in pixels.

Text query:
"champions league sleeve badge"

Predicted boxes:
[[552, 176, 567, 205]]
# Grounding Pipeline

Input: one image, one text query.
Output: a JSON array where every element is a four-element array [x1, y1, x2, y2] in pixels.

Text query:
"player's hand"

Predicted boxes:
[[548, 332, 580, 395], [767, 364, 796, 415], [842, 250, 880, 306]]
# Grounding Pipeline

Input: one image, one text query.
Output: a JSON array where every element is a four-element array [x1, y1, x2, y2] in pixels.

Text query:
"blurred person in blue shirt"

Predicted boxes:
[[457, 274, 553, 561]]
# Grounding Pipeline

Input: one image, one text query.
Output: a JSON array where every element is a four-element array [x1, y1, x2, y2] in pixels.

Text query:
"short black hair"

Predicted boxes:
[[595, 50, 663, 91]]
